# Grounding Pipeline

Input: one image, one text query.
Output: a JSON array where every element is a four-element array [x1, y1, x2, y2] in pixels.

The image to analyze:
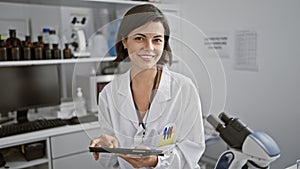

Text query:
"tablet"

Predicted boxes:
[[89, 147, 164, 156]]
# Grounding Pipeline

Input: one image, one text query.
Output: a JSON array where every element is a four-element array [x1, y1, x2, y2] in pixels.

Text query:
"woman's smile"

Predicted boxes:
[[138, 53, 156, 61]]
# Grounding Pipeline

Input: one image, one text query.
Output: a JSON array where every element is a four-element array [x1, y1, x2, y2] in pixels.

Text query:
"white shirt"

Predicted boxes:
[[96, 66, 205, 169]]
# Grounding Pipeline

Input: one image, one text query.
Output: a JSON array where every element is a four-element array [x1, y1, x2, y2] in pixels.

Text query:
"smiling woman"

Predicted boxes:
[[90, 4, 205, 169]]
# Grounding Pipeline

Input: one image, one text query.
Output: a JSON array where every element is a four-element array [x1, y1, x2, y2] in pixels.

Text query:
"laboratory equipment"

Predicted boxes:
[[70, 16, 90, 57], [207, 112, 280, 169]]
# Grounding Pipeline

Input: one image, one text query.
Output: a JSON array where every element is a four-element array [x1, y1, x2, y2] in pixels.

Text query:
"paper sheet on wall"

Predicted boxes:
[[203, 31, 232, 58], [234, 30, 258, 71]]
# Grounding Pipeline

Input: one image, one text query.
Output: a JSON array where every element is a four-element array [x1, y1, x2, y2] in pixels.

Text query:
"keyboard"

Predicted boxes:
[[0, 119, 68, 138]]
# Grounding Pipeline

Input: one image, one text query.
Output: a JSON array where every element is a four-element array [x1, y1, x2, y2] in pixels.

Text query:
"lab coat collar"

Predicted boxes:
[[114, 66, 172, 128]]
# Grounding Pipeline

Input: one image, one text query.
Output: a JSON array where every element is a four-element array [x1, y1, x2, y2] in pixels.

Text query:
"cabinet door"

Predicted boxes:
[[52, 151, 100, 169], [51, 128, 100, 158]]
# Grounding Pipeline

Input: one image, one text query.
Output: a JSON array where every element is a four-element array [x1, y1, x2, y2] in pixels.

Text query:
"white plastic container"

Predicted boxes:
[[74, 87, 87, 117], [42, 28, 50, 44], [48, 29, 60, 49], [89, 31, 108, 57]]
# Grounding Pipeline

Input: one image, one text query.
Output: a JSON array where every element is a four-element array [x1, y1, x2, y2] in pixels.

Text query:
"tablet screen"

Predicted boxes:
[[89, 147, 164, 156]]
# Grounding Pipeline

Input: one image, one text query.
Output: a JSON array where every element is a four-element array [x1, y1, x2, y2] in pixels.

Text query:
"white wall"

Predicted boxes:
[[179, 0, 300, 168]]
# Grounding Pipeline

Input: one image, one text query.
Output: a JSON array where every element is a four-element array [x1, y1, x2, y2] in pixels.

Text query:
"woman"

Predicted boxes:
[[90, 4, 205, 169]]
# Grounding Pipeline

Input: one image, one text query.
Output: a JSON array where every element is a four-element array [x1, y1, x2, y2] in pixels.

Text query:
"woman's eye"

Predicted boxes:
[[134, 37, 144, 41], [154, 39, 163, 43]]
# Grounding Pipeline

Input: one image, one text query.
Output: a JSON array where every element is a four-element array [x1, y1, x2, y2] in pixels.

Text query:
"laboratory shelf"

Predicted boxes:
[[0, 57, 116, 67], [83, 0, 178, 10], [83, 0, 148, 5], [6, 155, 48, 169]]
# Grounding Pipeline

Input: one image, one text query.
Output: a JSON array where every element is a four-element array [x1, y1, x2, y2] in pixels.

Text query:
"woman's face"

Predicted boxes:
[[122, 21, 165, 71]]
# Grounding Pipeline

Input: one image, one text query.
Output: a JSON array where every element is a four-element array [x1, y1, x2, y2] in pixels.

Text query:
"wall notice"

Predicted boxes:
[[234, 30, 258, 71], [203, 31, 232, 58]]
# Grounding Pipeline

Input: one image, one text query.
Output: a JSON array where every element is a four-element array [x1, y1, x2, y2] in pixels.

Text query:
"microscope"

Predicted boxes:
[[70, 16, 90, 57], [207, 112, 280, 169]]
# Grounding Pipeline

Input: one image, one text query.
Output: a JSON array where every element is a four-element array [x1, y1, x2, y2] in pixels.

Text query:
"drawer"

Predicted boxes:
[[50, 128, 100, 159]]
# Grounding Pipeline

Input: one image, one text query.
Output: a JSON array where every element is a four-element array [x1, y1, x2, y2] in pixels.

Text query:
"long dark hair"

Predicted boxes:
[[114, 4, 172, 65]]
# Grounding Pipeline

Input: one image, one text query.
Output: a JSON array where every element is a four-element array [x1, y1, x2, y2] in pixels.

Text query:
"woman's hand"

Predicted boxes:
[[90, 134, 118, 160], [117, 146, 158, 168], [118, 154, 158, 168]]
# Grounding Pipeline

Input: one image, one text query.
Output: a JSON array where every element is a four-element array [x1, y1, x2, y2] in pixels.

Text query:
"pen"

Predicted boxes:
[[163, 127, 167, 139], [169, 126, 173, 138], [167, 127, 170, 139]]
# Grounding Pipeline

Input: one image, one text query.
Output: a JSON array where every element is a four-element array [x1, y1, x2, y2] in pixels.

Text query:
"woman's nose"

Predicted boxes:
[[144, 40, 154, 50]]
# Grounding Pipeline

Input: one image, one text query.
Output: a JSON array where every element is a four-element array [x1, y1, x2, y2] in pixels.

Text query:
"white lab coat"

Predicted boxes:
[[96, 66, 205, 169]]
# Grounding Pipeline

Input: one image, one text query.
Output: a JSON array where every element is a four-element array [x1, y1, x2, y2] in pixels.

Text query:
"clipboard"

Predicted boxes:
[[89, 147, 164, 156]]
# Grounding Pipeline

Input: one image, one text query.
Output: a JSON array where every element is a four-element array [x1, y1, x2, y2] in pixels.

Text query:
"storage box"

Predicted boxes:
[[20, 141, 45, 161]]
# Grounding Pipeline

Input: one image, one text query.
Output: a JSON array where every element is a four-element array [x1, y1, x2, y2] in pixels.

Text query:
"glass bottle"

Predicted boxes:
[[11, 41, 20, 61], [0, 40, 7, 61], [24, 35, 33, 48], [34, 46, 43, 60], [6, 29, 21, 47], [44, 43, 52, 59], [63, 43, 72, 59], [52, 43, 61, 59], [37, 35, 44, 48], [22, 43, 31, 60], [33, 36, 44, 60]]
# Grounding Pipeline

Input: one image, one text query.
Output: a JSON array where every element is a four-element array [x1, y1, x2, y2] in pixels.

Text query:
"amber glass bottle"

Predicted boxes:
[[11, 41, 20, 61], [6, 29, 21, 47], [22, 35, 32, 60], [37, 35, 44, 48], [34, 46, 43, 60], [0, 40, 7, 61], [63, 43, 72, 59], [52, 44, 61, 59], [44, 43, 52, 59], [24, 35, 33, 48], [33, 36, 44, 60], [22, 43, 31, 60]]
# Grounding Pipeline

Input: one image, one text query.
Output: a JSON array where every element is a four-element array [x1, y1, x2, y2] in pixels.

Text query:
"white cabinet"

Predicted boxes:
[[0, 138, 51, 169], [52, 151, 99, 169], [50, 128, 100, 169], [0, 122, 101, 169]]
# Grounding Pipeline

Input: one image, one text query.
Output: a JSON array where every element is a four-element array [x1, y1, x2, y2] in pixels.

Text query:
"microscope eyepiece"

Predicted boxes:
[[218, 112, 231, 124], [81, 17, 86, 24], [207, 112, 253, 149], [71, 17, 77, 24], [207, 114, 221, 129]]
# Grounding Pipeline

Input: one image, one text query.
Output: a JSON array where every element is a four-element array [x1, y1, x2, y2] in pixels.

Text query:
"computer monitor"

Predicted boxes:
[[0, 65, 61, 123]]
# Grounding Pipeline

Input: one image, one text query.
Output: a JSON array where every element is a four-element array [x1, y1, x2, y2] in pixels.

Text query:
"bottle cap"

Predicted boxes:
[[50, 30, 56, 35], [9, 29, 16, 33], [42, 28, 50, 33]]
